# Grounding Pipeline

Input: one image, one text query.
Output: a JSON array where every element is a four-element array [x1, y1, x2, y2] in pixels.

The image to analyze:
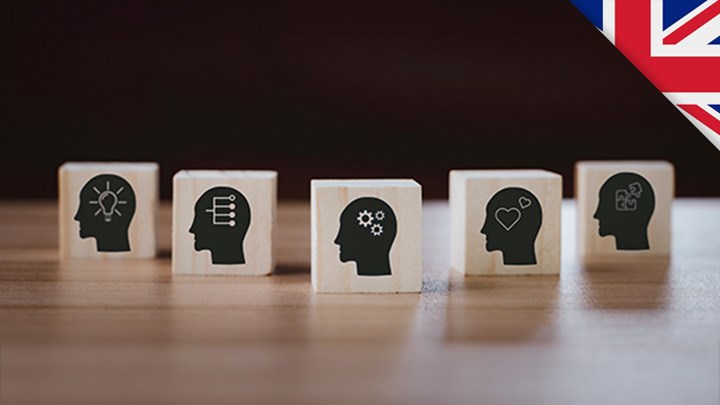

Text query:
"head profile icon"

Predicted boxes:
[[594, 172, 655, 250], [189, 186, 251, 265], [334, 197, 397, 276], [74, 173, 136, 252], [481, 187, 542, 265]]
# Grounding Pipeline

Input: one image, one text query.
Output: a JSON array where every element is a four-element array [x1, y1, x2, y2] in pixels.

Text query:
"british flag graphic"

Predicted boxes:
[[571, 0, 720, 150]]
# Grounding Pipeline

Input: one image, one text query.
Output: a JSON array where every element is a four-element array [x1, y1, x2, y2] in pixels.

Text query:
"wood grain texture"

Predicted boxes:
[[172, 170, 277, 276], [575, 161, 674, 267], [311, 180, 422, 293], [0, 199, 719, 405], [450, 170, 561, 275], [58, 162, 159, 259]]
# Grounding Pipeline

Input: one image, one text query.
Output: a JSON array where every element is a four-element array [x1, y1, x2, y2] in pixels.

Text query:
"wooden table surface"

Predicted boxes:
[[0, 200, 718, 405]]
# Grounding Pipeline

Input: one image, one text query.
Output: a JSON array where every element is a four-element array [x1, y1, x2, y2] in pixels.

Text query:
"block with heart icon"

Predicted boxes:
[[172, 170, 278, 276], [449, 170, 562, 275], [59, 162, 159, 259], [311, 179, 422, 293], [575, 161, 674, 268]]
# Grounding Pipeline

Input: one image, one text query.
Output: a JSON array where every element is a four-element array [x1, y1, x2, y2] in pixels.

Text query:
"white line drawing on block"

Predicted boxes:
[[615, 182, 643, 212], [88, 179, 128, 222], [494, 207, 522, 231], [205, 194, 237, 227]]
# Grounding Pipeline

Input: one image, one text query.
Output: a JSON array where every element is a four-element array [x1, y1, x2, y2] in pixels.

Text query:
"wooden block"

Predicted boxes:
[[172, 170, 277, 276], [575, 161, 674, 267], [58, 162, 159, 259], [311, 179, 422, 293], [449, 170, 562, 276]]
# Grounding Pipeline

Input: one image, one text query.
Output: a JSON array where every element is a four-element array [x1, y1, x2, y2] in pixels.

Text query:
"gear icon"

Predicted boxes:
[[370, 223, 383, 237], [374, 210, 385, 221], [357, 210, 373, 227]]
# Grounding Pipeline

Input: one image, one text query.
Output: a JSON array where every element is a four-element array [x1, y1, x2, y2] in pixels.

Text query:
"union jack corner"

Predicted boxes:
[[571, 0, 720, 150]]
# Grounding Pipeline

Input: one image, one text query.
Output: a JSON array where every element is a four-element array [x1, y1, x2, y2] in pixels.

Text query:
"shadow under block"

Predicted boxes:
[[311, 179, 422, 293], [449, 170, 562, 276], [172, 170, 277, 276], [58, 162, 159, 259], [575, 161, 674, 267]]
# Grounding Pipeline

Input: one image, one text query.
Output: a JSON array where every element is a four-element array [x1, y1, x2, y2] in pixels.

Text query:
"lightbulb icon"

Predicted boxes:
[[99, 190, 118, 222], [89, 180, 128, 223]]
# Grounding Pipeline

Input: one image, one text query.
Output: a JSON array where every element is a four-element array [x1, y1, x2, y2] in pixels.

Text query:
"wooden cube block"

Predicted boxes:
[[311, 179, 422, 293], [172, 170, 277, 276], [575, 161, 674, 266], [449, 170, 562, 276], [59, 162, 159, 259]]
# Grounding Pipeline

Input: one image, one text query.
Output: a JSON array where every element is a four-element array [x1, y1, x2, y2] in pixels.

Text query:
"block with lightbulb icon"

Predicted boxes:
[[172, 170, 277, 276], [58, 162, 159, 259], [449, 169, 562, 276], [311, 179, 423, 293]]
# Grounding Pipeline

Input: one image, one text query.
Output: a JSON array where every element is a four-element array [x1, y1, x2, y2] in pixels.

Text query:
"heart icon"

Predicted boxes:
[[518, 196, 531, 209], [494, 207, 521, 231]]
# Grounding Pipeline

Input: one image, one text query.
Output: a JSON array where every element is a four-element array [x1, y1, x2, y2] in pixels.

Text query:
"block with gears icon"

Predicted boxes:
[[311, 179, 422, 293], [58, 162, 159, 259], [172, 170, 277, 276], [575, 161, 674, 268], [450, 170, 561, 275]]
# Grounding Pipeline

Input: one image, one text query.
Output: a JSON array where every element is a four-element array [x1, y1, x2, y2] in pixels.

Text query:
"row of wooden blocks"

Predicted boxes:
[[58, 161, 674, 293]]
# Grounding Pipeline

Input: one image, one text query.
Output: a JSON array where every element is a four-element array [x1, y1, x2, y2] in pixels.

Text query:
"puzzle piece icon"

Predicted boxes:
[[615, 189, 638, 211], [628, 182, 642, 198], [615, 190, 630, 211]]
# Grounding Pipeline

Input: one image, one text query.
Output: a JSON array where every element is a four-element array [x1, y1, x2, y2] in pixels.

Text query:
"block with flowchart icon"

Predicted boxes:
[[58, 162, 159, 259], [311, 179, 422, 293], [575, 161, 674, 267], [449, 170, 562, 275], [172, 170, 277, 276]]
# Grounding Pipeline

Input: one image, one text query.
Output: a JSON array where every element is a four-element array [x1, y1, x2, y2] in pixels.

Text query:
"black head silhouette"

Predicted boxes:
[[74, 173, 136, 252], [594, 172, 655, 250], [334, 197, 397, 276], [189, 186, 251, 265], [480, 187, 542, 265]]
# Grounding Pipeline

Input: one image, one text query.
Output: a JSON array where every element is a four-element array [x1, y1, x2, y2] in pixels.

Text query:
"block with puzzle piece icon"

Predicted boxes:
[[575, 161, 674, 268]]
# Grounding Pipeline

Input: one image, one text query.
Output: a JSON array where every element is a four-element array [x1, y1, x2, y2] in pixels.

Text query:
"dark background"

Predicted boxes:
[[2, 2, 718, 200]]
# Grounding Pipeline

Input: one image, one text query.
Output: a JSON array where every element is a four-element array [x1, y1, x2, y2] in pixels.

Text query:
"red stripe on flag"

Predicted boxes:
[[678, 104, 720, 135], [615, 0, 720, 92], [663, 1, 720, 45]]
